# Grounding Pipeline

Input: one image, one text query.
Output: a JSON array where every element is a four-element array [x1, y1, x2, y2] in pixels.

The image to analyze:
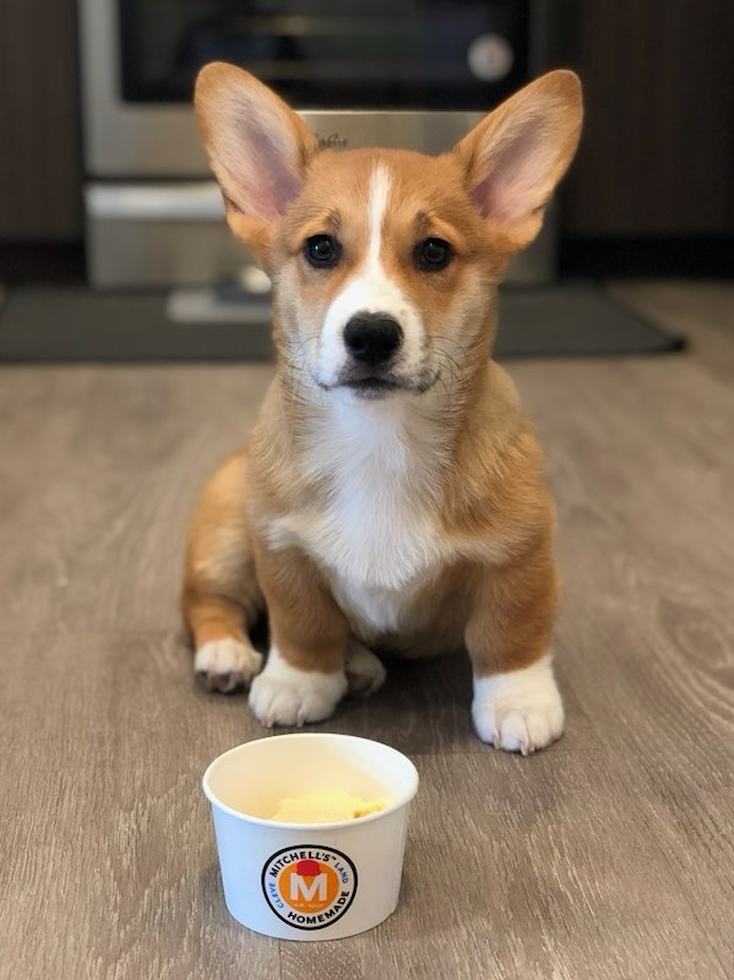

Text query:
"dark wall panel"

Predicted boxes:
[[0, 0, 83, 240], [562, 0, 734, 236]]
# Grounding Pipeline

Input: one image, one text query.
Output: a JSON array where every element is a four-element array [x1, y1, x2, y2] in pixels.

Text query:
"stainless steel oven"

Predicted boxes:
[[79, 0, 561, 288]]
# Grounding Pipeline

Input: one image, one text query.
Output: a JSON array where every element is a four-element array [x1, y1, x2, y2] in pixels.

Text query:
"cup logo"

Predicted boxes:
[[261, 846, 358, 930]]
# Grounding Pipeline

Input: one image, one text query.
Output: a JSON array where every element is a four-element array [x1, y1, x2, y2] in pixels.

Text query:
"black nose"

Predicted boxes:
[[343, 313, 403, 365]]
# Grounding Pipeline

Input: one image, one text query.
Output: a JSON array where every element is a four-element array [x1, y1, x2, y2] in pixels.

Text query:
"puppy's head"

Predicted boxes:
[[196, 64, 582, 401]]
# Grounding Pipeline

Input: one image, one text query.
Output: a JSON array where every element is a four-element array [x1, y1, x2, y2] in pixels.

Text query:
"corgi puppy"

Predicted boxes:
[[182, 64, 582, 753]]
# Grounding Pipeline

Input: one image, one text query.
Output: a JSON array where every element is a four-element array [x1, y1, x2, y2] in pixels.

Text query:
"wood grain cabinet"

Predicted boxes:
[[561, 0, 734, 236], [0, 0, 82, 241]]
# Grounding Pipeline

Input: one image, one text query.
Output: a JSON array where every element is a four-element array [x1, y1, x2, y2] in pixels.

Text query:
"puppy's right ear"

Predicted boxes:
[[451, 70, 582, 254], [195, 63, 320, 258]]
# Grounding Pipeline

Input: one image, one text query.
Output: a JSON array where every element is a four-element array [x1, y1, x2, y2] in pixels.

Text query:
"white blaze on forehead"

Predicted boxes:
[[367, 164, 391, 264], [317, 164, 425, 386]]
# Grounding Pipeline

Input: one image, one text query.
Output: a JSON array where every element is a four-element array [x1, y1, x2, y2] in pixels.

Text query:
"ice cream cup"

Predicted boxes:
[[202, 732, 419, 940]]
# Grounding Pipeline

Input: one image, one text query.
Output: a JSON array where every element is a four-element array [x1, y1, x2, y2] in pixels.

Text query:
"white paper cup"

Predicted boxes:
[[202, 733, 419, 940]]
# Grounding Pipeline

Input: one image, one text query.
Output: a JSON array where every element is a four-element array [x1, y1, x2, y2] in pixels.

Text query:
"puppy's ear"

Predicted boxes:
[[452, 70, 582, 253], [195, 63, 320, 258]]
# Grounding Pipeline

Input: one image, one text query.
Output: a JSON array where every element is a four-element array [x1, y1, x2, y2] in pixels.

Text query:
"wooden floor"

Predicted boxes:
[[2, 281, 732, 980]]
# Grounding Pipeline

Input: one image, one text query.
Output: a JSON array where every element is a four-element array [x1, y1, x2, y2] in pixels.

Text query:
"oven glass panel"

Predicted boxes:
[[119, 0, 529, 109]]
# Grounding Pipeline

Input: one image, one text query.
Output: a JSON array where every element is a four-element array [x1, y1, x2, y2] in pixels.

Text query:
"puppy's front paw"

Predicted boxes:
[[249, 647, 347, 727], [194, 638, 263, 693], [345, 641, 387, 697], [472, 655, 564, 755]]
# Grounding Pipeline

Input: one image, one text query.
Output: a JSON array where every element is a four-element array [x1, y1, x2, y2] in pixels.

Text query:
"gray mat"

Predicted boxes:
[[0, 283, 684, 362]]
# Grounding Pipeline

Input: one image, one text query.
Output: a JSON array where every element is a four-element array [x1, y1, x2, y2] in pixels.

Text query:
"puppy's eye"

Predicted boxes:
[[414, 237, 452, 271], [304, 234, 341, 269]]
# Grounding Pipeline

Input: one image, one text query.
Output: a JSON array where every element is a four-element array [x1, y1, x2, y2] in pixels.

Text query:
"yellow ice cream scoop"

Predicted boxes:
[[271, 789, 391, 823]]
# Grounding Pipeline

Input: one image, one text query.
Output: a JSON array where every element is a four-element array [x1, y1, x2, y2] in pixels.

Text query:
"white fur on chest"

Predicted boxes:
[[267, 395, 450, 631]]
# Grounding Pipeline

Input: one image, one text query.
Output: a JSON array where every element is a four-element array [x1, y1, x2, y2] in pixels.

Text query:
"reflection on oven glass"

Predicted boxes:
[[119, 0, 529, 109]]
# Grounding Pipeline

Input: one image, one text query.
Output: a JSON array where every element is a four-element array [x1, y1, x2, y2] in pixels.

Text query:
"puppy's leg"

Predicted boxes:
[[249, 545, 349, 727], [345, 639, 387, 698], [181, 452, 264, 692], [466, 535, 563, 754]]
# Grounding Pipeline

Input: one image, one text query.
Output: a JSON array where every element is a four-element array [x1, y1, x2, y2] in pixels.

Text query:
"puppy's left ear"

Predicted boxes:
[[195, 62, 320, 260], [452, 70, 582, 253]]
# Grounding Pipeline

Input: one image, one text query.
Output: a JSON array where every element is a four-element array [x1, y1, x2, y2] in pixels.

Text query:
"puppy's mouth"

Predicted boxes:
[[320, 369, 439, 400], [342, 376, 402, 399]]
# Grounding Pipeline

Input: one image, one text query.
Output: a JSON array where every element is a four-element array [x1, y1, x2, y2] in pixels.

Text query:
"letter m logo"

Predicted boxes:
[[290, 873, 327, 902]]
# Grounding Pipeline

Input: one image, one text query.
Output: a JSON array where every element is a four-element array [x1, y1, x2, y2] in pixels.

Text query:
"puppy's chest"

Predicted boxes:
[[280, 467, 445, 582], [282, 489, 444, 633], [268, 422, 451, 631]]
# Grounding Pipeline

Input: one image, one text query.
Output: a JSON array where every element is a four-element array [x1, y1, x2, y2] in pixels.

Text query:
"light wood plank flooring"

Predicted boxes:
[[1, 280, 732, 980]]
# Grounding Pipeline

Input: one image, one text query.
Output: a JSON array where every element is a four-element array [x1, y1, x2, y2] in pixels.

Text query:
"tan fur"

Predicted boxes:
[[181, 452, 261, 645], [182, 65, 582, 714]]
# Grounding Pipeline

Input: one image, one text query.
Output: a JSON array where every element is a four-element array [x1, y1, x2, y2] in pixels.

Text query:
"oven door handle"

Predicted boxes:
[[86, 183, 225, 221]]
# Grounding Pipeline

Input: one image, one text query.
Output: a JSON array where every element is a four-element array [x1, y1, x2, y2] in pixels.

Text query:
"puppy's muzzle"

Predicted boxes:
[[343, 312, 403, 367]]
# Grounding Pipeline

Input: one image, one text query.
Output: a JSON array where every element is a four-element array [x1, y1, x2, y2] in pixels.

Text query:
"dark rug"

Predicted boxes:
[[0, 283, 684, 363]]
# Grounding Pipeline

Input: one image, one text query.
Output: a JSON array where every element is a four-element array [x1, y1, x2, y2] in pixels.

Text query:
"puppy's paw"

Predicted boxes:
[[249, 646, 347, 727], [345, 641, 387, 697], [194, 638, 263, 693], [472, 655, 564, 755]]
